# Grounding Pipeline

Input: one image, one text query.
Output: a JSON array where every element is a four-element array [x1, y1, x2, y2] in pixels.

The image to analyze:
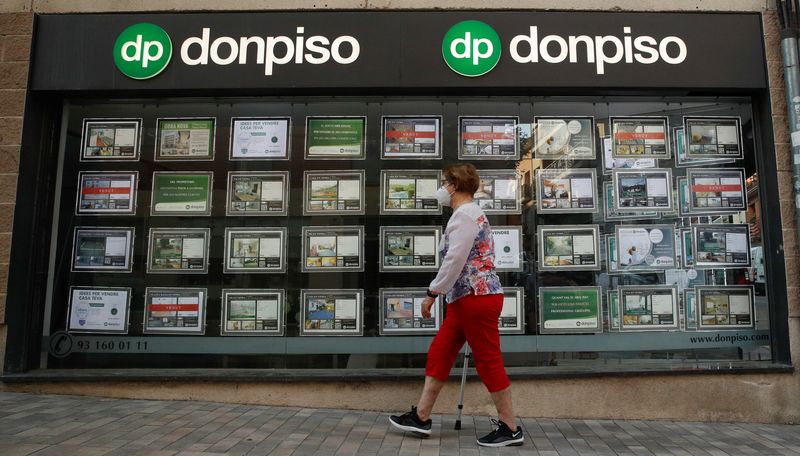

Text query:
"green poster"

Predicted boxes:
[[539, 287, 601, 333], [157, 118, 215, 159], [306, 117, 365, 158], [151, 172, 212, 215]]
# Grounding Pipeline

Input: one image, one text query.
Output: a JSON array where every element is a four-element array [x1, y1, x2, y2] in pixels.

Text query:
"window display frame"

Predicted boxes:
[[220, 289, 286, 336], [618, 285, 679, 332], [612, 168, 674, 213], [228, 116, 292, 161], [492, 225, 524, 272], [691, 224, 752, 269], [683, 116, 744, 160], [381, 115, 442, 160], [686, 168, 748, 215], [695, 285, 755, 330], [474, 169, 523, 215], [378, 288, 442, 335], [67, 286, 132, 335], [304, 116, 367, 160], [379, 226, 442, 272], [302, 169, 366, 216], [143, 287, 208, 335], [538, 286, 603, 335], [75, 170, 138, 216], [601, 136, 658, 175], [603, 180, 659, 221], [79, 118, 143, 162], [499, 287, 525, 335], [146, 227, 211, 275], [535, 168, 599, 214], [154, 117, 216, 162], [379, 169, 443, 215], [301, 225, 365, 273], [537, 224, 601, 272], [458, 116, 520, 160], [533, 116, 596, 160], [614, 224, 678, 272], [225, 171, 290, 217], [150, 171, 214, 217], [300, 289, 364, 336], [223, 227, 288, 274], [70, 226, 135, 273], [610, 116, 671, 159]]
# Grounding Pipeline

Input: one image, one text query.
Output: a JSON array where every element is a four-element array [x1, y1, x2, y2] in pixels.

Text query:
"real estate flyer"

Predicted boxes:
[[684, 117, 743, 159], [616, 224, 676, 271], [499, 288, 525, 334], [306, 117, 366, 159], [602, 136, 657, 174], [492, 226, 523, 272], [696, 286, 754, 329], [687, 168, 747, 213], [300, 289, 363, 335], [611, 117, 669, 159], [618, 286, 678, 331], [692, 224, 751, 269], [147, 228, 209, 274], [604, 181, 658, 221], [76, 171, 137, 215], [538, 225, 600, 271], [459, 116, 519, 159], [227, 171, 288, 216], [224, 228, 286, 273], [612, 168, 673, 212], [380, 170, 441, 214], [80, 118, 141, 160], [380, 226, 441, 271], [221, 289, 284, 336], [379, 288, 440, 335], [536, 168, 598, 213], [71, 227, 134, 272], [68, 286, 131, 334], [144, 287, 207, 334], [382, 116, 441, 158], [302, 226, 364, 272], [304, 170, 364, 215], [156, 118, 215, 160], [533, 116, 595, 159], [151, 172, 212, 216], [230, 117, 291, 159], [474, 169, 521, 214], [539, 286, 602, 334]]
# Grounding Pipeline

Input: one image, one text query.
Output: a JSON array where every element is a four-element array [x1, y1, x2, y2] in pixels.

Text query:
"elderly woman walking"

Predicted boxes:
[[388, 163, 523, 448]]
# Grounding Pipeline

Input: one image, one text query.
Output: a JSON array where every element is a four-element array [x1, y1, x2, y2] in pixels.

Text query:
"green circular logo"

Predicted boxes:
[[442, 20, 501, 77], [113, 23, 172, 80]]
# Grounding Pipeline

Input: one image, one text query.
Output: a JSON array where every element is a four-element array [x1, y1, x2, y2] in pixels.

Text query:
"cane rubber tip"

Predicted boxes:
[[454, 420, 461, 430]]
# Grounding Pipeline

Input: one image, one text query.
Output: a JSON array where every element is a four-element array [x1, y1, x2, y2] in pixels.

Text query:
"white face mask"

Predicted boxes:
[[436, 186, 452, 207]]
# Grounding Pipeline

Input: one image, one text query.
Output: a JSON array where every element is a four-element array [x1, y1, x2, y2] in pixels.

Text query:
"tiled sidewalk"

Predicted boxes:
[[0, 391, 799, 455]]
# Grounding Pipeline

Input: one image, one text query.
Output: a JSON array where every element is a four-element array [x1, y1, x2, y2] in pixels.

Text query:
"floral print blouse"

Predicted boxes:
[[428, 202, 503, 303]]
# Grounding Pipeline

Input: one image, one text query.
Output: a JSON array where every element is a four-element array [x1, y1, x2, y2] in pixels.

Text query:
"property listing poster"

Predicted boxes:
[[68, 287, 130, 333], [539, 287, 602, 334], [306, 117, 365, 158], [230, 118, 290, 159], [156, 118, 215, 160]]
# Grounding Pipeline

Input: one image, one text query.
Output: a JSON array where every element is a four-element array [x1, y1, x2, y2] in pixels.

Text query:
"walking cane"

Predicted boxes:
[[454, 343, 471, 430]]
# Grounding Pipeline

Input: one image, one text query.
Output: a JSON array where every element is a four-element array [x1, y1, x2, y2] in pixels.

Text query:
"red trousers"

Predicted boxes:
[[425, 293, 510, 393]]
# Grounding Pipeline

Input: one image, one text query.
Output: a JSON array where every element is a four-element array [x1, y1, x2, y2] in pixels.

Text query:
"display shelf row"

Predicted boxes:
[[65, 285, 757, 337], [78, 115, 744, 162]]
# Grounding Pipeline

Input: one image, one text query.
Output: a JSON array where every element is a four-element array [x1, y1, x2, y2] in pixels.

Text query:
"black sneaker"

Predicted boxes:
[[388, 406, 432, 436], [477, 418, 524, 447]]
